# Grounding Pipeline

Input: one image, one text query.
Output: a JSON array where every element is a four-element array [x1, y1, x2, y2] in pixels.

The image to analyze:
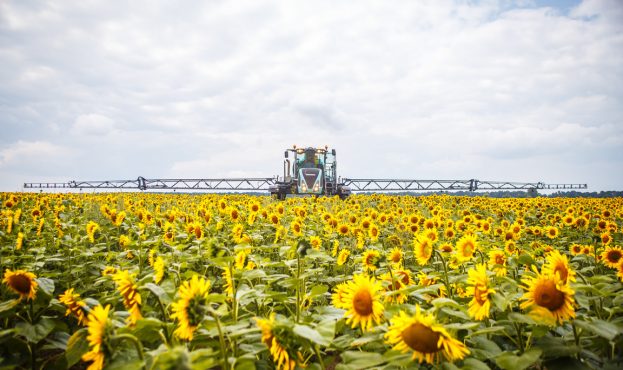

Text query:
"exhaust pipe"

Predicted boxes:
[[284, 159, 291, 181]]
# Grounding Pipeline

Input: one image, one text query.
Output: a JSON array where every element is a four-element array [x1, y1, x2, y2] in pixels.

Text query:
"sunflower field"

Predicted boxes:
[[1, 192, 622, 370]]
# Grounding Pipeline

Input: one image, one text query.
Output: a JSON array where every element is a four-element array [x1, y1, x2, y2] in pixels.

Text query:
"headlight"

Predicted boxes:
[[313, 183, 320, 192], [300, 183, 308, 192]]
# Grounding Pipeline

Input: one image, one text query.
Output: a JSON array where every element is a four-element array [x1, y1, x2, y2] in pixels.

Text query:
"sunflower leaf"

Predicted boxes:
[[293, 324, 331, 347], [65, 328, 89, 367], [574, 318, 622, 341], [0, 299, 21, 315], [16, 317, 56, 343], [495, 348, 542, 370]]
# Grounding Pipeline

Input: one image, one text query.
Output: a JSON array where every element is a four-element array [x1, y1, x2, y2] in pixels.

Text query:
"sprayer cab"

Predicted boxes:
[[269, 145, 350, 200]]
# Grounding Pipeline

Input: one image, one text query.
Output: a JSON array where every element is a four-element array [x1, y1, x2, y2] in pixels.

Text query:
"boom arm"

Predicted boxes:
[[24, 177, 277, 191], [341, 179, 588, 192], [24, 176, 587, 192]]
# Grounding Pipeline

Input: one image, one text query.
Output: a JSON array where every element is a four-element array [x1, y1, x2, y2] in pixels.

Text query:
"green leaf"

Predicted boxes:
[[517, 254, 535, 266], [336, 351, 386, 370], [106, 359, 146, 370], [507, 312, 537, 325], [309, 284, 328, 298], [0, 299, 20, 315], [143, 283, 171, 304], [495, 348, 542, 370], [462, 358, 491, 370], [37, 278, 55, 297], [574, 319, 622, 341], [293, 324, 331, 347], [16, 317, 56, 343], [65, 329, 89, 367]]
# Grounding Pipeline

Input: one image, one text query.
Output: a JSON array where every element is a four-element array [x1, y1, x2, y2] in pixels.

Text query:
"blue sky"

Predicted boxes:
[[1, 0, 622, 192]]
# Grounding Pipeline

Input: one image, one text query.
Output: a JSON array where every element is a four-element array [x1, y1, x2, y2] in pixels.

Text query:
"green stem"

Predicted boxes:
[[296, 254, 302, 323], [434, 250, 453, 299], [314, 345, 326, 370], [209, 308, 229, 370]]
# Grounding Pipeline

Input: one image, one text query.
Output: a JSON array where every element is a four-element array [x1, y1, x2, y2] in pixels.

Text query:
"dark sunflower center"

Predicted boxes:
[[607, 250, 622, 263], [534, 280, 565, 311], [353, 289, 373, 316], [10, 275, 32, 295], [401, 323, 441, 354]]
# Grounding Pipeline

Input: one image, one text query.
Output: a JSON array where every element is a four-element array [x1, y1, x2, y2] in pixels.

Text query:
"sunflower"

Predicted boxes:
[[413, 235, 434, 265], [380, 272, 408, 304], [310, 236, 322, 250], [455, 234, 478, 262], [332, 273, 384, 332], [368, 223, 380, 242], [543, 250, 575, 284], [235, 249, 249, 270], [488, 250, 507, 277], [171, 275, 211, 340], [15, 232, 24, 250], [362, 249, 381, 272], [59, 288, 88, 325], [86, 221, 99, 243], [153, 256, 165, 284], [601, 232, 612, 245], [570, 244, 583, 256], [112, 270, 142, 325], [3, 269, 38, 300], [388, 247, 403, 265], [466, 264, 495, 321], [82, 305, 113, 370], [601, 245, 623, 269], [290, 220, 303, 236], [520, 268, 575, 326], [222, 268, 234, 298], [119, 235, 131, 249], [337, 249, 351, 266], [545, 226, 559, 239], [384, 306, 469, 364], [337, 223, 350, 236], [394, 269, 415, 286], [256, 314, 296, 370]]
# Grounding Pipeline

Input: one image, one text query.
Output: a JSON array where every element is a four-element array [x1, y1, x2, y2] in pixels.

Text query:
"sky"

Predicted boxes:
[[1, 0, 622, 193]]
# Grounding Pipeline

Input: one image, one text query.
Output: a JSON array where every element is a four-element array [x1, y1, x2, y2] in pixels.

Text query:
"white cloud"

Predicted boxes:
[[72, 114, 115, 135], [0, 140, 73, 168], [0, 0, 622, 191]]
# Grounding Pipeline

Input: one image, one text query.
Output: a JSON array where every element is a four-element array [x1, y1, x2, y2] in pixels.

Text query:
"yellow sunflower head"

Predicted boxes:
[[456, 234, 478, 262], [387, 247, 403, 265], [362, 249, 381, 272], [466, 264, 495, 321], [3, 269, 38, 300], [543, 250, 575, 284], [413, 235, 434, 266], [520, 268, 575, 326], [255, 314, 297, 370], [601, 245, 623, 269], [82, 304, 114, 370], [333, 273, 384, 332], [337, 249, 351, 266], [171, 275, 211, 340], [384, 306, 469, 364]]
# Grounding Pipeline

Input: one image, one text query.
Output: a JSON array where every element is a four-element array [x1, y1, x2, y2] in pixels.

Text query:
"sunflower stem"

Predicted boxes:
[[572, 322, 581, 359], [314, 344, 326, 370], [296, 254, 302, 324], [112, 333, 145, 367], [434, 250, 453, 300], [209, 308, 229, 370]]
